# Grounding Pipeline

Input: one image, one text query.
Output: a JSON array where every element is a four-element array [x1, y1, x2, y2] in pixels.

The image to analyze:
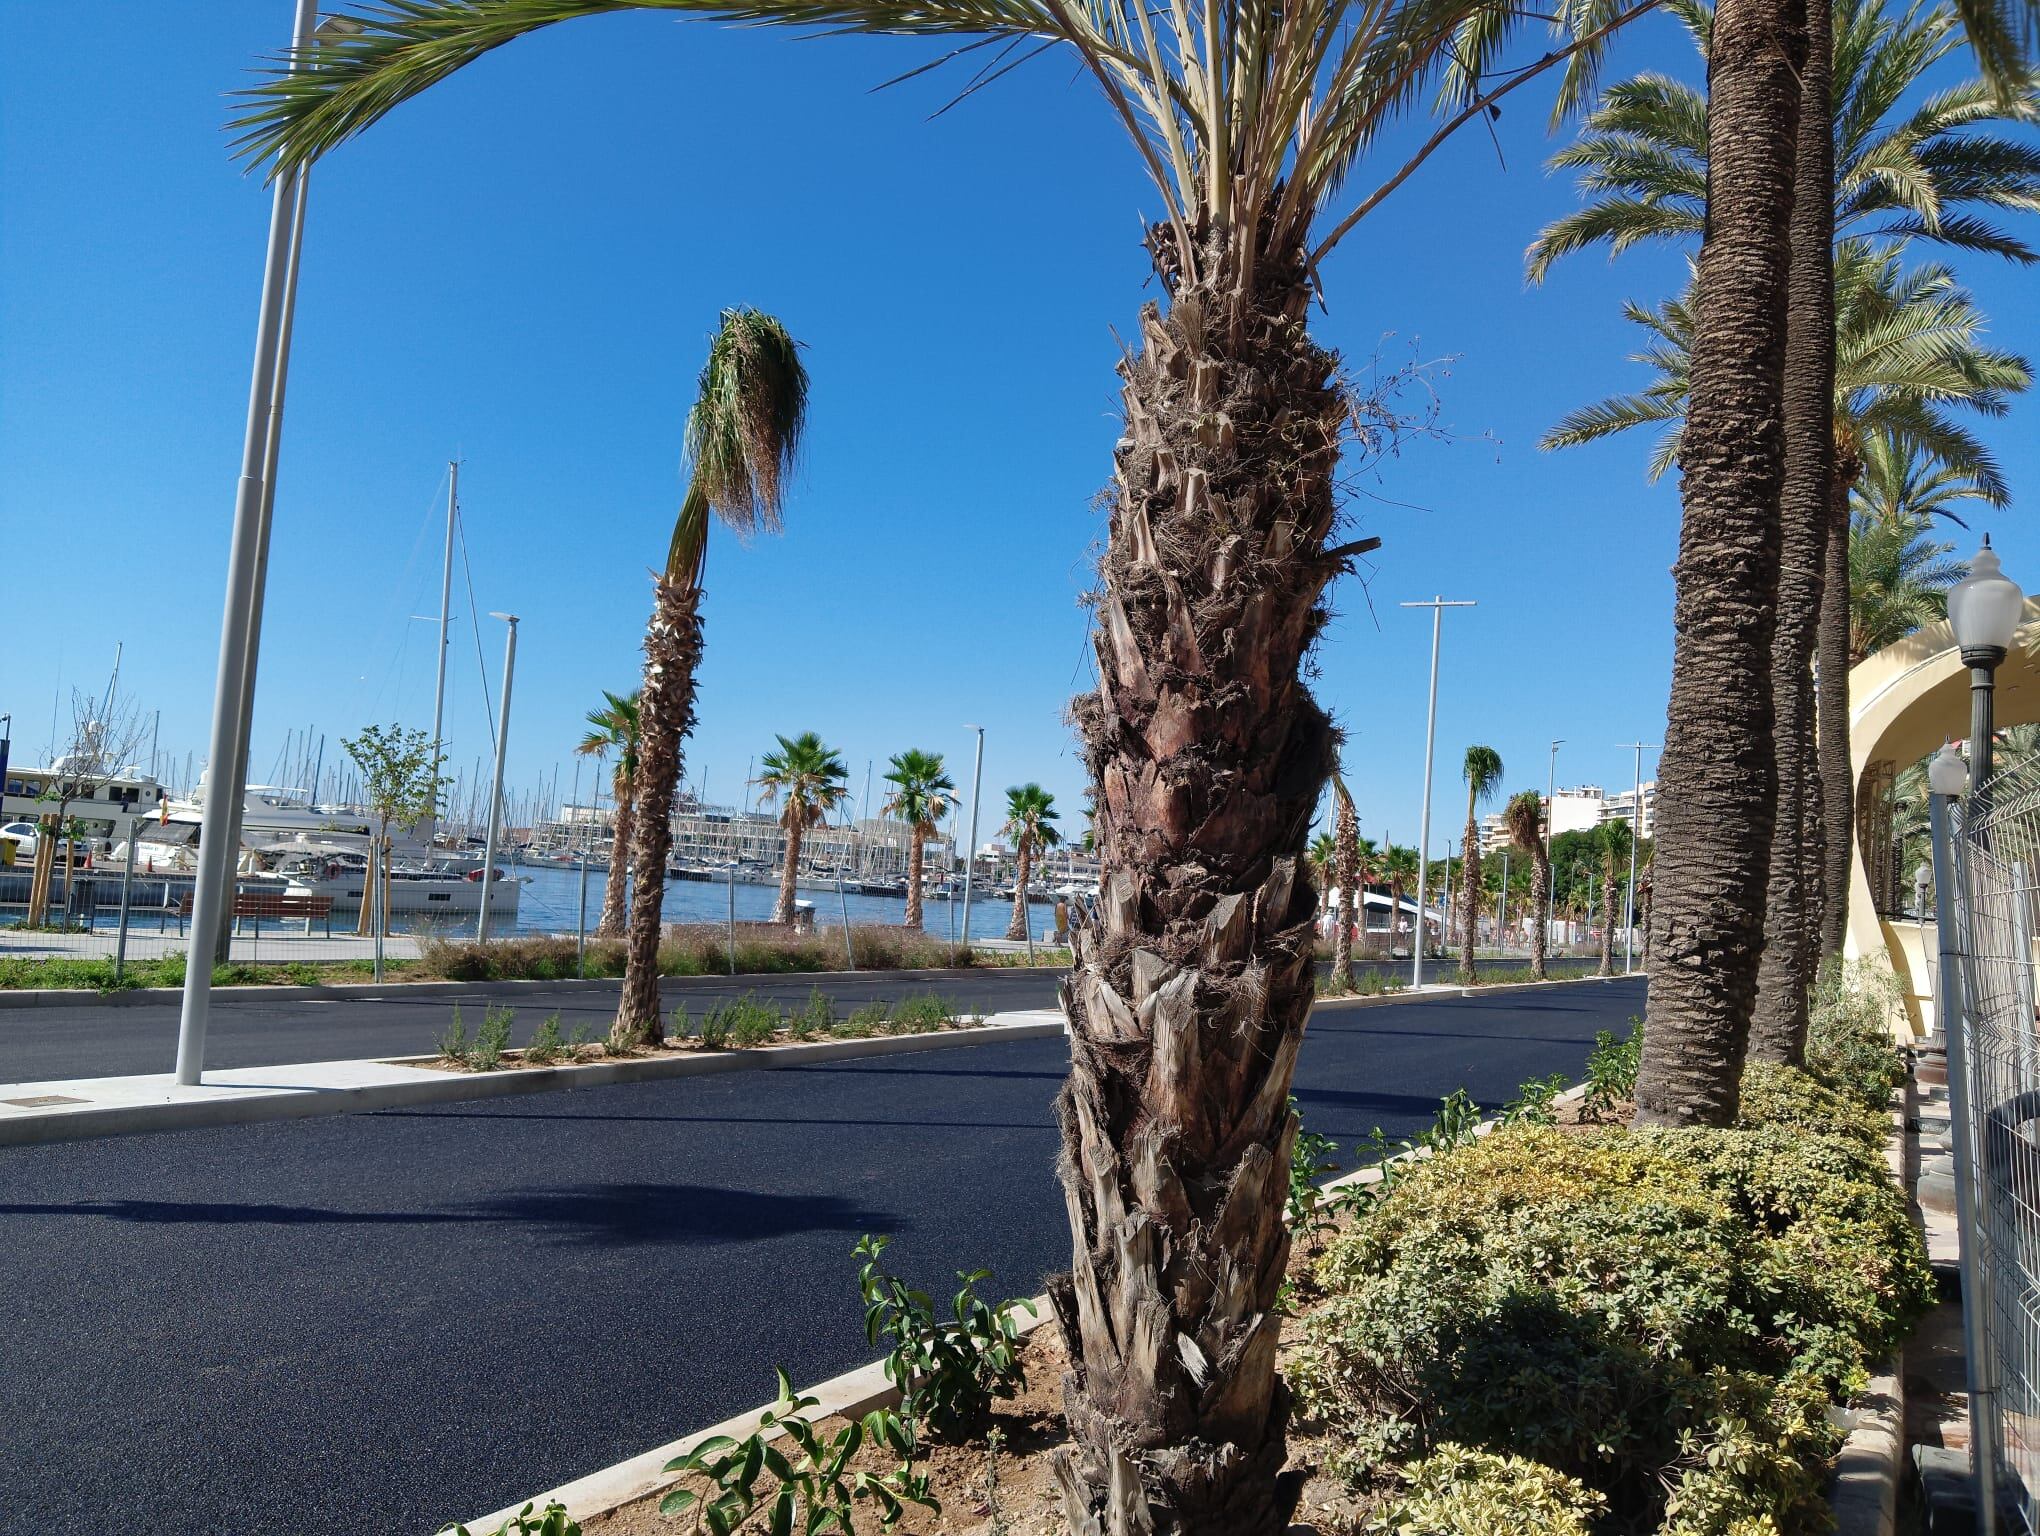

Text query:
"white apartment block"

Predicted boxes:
[[1478, 782, 1656, 854]]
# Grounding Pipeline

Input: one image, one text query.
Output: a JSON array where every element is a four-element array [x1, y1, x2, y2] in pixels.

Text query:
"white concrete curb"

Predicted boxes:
[[0, 1014, 1068, 1149], [1830, 1080, 1915, 1536]]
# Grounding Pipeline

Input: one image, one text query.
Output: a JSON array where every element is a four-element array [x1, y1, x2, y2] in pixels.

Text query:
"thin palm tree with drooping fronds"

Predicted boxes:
[[882, 748, 955, 932], [1458, 745, 1504, 982], [757, 733, 851, 928], [240, 3, 1659, 1521], [1382, 843, 1421, 951], [1503, 789, 1549, 980], [576, 689, 640, 939], [1000, 785, 1061, 942], [1329, 771, 1360, 989], [1307, 831, 1337, 921], [603, 308, 807, 1050], [1598, 819, 1633, 976]]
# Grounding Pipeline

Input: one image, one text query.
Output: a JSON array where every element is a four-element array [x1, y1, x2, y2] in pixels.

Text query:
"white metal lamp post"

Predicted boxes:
[[1949, 536, 2026, 797], [476, 614, 519, 942], [959, 725, 985, 949], [1402, 596, 1476, 987]]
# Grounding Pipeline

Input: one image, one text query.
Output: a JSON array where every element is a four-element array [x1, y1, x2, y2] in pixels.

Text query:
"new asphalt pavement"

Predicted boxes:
[[0, 976, 1644, 1532], [0, 955, 1567, 1082]]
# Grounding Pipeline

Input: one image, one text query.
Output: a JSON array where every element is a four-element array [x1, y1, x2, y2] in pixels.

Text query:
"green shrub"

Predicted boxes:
[[789, 986, 834, 1039], [1580, 1025, 1640, 1121], [1297, 1119, 1931, 1533], [854, 1234, 1034, 1442], [437, 1005, 470, 1068], [1287, 1098, 1342, 1239], [888, 993, 953, 1033], [668, 1003, 690, 1043], [439, 1500, 581, 1536], [1368, 1443, 1604, 1536], [1806, 961, 1909, 1112], [1738, 1060, 1886, 1150], [524, 1012, 564, 1066], [470, 1005, 513, 1071], [564, 1022, 594, 1061], [725, 994, 784, 1047], [838, 1002, 892, 1039], [1501, 1073, 1570, 1127], [696, 1002, 730, 1050]]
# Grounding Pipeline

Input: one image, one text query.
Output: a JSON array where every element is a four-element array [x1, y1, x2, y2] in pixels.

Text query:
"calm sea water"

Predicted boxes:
[[506, 863, 1064, 942]]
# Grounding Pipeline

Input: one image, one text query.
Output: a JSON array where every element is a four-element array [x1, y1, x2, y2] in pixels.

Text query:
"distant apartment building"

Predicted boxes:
[[1478, 782, 1656, 854]]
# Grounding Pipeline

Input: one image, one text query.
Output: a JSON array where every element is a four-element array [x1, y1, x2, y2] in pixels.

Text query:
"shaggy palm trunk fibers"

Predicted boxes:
[[1053, 229, 1343, 1536], [616, 576, 702, 1048]]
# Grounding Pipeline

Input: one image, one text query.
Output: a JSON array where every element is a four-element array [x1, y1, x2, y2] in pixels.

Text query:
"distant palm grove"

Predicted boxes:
[[239, 0, 2035, 1526]]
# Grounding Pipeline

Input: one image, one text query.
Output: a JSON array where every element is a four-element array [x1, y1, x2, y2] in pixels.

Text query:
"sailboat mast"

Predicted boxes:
[[428, 459, 458, 827]]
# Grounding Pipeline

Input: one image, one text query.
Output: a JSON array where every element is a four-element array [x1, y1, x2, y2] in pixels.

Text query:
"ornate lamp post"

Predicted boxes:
[[1947, 536, 2025, 798]]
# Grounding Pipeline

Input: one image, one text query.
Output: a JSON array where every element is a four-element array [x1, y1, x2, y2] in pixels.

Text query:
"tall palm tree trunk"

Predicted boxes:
[[1006, 840, 1033, 941], [617, 576, 703, 1048], [1817, 456, 1858, 958], [1054, 231, 1340, 1536], [773, 818, 804, 926], [1637, 0, 1806, 1129], [1529, 850, 1550, 980], [1751, 0, 1835, 1065], [1599, 867, 1618, 976], [1332, 792, 1357, 988], [1458, 814, 1480, 982], [905, 830, 925, 930], [597, 770, 633, 938]]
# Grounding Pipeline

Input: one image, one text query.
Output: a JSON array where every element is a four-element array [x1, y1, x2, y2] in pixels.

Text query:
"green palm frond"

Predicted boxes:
[[881, 748, 956, 834], [1848, 497, 1969, 660], [1530, 0, 2040, 284], [757, 730, 851, 830], [1462, 744, 1504, 802], [232, 0, 1661, 289]]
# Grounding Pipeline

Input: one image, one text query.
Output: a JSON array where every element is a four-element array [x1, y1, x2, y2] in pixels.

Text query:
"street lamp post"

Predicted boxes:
[[1620, 742, 1658, 973], [476, 614, 519, 942], [959, 726, 985, 949], [1544, 740, 1563, 959], [1403, 597, 1476, 988], [1949, 535, 2026, 806], [173, 0, 322, 1087]]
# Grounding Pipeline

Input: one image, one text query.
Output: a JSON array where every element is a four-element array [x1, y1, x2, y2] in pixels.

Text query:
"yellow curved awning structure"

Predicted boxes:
[[1848, 599, 2040, 1033]]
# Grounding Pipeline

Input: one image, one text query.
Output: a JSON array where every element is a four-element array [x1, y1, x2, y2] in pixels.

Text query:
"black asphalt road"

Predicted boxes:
[[0, 978, 1643, 1533], [0, 956, 1572, 1082]]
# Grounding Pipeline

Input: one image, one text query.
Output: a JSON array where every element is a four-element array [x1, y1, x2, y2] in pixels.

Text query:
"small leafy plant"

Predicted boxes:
[[564, 1021, 594, 1061], [725, 994, 784, 1047], [697, 1003, 730, 1050], [470, 1005, 514, 1071], [438, 1501, 581, 1536], [524, 1012, 565, 1066], [790, 986, 835, 1040], [437, 1004, 470, 1068], [1286, 1097, 1342, 1239], [1581, 1024, 1641, 1121], [887, 994, 953, 1033], [1502, 1072, 1570, 1127], [1337, 1088, 1486, 1213], [855, 1234, 1034, 1442], [840, 1002, 891, 1038], [660, 1368, 934, 1534]]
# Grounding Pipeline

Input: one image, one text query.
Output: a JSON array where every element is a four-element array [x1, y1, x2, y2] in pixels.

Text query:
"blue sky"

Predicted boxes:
[[2, 1, 2034, 850]]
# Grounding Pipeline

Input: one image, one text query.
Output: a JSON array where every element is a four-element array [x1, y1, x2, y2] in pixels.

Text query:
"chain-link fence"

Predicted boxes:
[[1944, 759, 2040, 1533]]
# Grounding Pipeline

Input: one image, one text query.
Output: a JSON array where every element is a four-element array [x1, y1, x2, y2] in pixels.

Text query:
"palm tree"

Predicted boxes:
[[1598, 820, 1633, 977], [243, 5, 1659, 1523], [1307, 830, 1337, 921], [575, 689, 641, 939], [1528, 0, 2040, 286], [1532, 0, 2035, 1112], [1503, 789, 1549, 980], [1000, 785, 1060, 942], [881, 748, 955, 931], [1849, 510, 1968, 658], [757, 733, 850, 927], [1458, 746, 1503, 982], [1382, 843, 1421, 950], [1329, 772, 1360, 988], [1544, 244, 2027, 1059], [596, 309, 809, 1048]]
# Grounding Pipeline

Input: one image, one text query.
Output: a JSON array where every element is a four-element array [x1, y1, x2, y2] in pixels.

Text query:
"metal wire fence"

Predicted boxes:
[[1946, 758, 2040, 1533]]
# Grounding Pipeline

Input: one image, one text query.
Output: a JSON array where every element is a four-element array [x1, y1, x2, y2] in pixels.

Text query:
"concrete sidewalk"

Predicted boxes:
[[0, 1011, 1067, 1148]]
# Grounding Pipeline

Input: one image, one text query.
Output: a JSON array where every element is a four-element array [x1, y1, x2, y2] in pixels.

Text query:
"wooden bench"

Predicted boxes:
[[175, 890, 336, 938]]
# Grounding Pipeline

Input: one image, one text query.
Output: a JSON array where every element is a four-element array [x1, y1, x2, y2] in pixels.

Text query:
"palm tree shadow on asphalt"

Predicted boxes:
[[0, 1183, 896, 1249]]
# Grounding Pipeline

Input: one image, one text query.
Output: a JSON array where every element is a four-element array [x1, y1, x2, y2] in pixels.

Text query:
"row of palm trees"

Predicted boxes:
[[239, 0, 2035, 1521], [573, 704, 1065, 941]]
